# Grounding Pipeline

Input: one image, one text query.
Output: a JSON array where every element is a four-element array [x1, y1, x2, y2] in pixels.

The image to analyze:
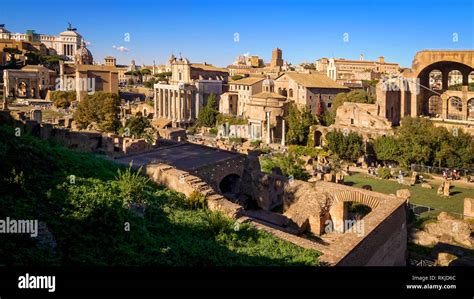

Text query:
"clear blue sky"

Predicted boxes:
[[1, 0, 473, 67]]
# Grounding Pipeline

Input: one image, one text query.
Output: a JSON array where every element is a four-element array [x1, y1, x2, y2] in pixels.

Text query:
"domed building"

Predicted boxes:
[[75, 40, 93, 65]]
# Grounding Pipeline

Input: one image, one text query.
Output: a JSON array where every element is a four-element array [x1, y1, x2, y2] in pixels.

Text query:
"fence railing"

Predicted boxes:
[[408, 203, 471, 220], [410, 164, 473, 177]]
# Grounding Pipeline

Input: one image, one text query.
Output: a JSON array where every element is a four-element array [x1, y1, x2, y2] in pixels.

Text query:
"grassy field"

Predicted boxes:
[[344, 172, 474, 214]]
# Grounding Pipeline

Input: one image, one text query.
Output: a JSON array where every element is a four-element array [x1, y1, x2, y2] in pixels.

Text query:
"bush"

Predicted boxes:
[[229, 137, 245, 144], [202, 210, 232, 237], [187, 126, 197, 135], [197, 93, 219, 127], [187, 191, 207, 209], [74, 92, 121, 132], [377, 167, 392, 180], [260, 154, 310, 181], [231, 75, 244, 81], [119, 116, 151, 138], [288, 145, 325, 158], [250, 140, 261, 147], [216, 114, 248, 126], [115, 165, 151, 205], [325, 130, 364, 162], [50, 91, 76, 109]]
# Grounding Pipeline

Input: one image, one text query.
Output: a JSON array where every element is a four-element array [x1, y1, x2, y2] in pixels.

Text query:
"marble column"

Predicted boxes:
[[183, 90, 188, 120], [153, 88, 157, 118], [266, 111, 271, 144], [171, 90, 176, 121], [167, 89, 171, 119], [177, 90, 182, 122], [281, 119, 286, 146]]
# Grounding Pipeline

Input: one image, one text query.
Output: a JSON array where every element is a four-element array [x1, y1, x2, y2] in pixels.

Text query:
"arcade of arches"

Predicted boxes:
[[411, 51, 474, 121]]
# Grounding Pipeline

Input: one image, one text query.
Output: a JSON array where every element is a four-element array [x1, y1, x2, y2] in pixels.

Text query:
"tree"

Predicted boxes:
[[324, 90, 375, 126], [325, 130, 364, 162], [50, 91, 76, 109], [260, 154, 310, 181], [40, 55, 63, 73], [286, 103, 316, 145], [373, 135, 400, 163], [25, 52, 42, 65], [197, 93, 219, 127], [231, 75, 244, 81], [120, 116, 151, 138], [74, 92, 121, 132], [143, 78, 156, 88], [372, 117, 474, 169]]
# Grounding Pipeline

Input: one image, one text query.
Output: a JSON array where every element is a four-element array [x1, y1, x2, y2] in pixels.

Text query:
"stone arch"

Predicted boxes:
[[314, 130, 323, 147], [468, 98, 474, 120], [328, 190, 380, 233], [332, 190, 380, 209], [448, 70, 463, 90], [429, 69, 443, 90], [428, 95, 442, 117], [219, 173, 241, 195], [289, 88, 293, 98], [447, 96, 463, 120]]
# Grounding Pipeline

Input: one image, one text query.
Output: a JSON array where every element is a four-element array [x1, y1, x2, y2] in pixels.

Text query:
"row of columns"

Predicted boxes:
[[63, 44, 75, 57], [155, 88, 197, 123]]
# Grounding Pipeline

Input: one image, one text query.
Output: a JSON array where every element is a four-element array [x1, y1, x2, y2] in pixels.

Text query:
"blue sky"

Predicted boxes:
[[1, 0, 473, 67]]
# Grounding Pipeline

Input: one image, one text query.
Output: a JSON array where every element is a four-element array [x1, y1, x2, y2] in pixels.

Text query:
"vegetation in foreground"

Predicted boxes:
[[0, 125, 319, 266]]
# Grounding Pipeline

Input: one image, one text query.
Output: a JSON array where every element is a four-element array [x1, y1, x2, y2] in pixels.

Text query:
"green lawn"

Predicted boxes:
[[344, 172, 474, 214]]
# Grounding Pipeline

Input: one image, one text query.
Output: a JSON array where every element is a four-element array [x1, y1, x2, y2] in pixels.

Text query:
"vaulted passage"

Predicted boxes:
[[219, 173, 241, 195]]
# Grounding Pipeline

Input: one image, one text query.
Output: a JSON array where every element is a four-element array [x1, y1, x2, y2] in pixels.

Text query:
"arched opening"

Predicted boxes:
[[447, 96, 463, 120], [428, 95, 442, 117], [448, 70, 463, 90], [429, 69, 443, 90], [281, 88, 287, 97], [18, 81, 28, 97], [468, 98, 474, 120], [219, 174, 241, 195], [288, 88, 293, 98], [469, 71, 474, 91], [347, 201, 372, 221], [314, 130, 323, 147]]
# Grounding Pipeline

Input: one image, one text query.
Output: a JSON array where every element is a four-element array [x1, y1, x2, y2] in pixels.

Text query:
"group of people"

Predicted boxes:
[[442, 169, 460, 181]]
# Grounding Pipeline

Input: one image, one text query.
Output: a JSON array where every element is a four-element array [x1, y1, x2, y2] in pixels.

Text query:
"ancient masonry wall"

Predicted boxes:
[[189, 155, 247, 192], [144, 163, 244, 218], [336, 204, 407, 266]]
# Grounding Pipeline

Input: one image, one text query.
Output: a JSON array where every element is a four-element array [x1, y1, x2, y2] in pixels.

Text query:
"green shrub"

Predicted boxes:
[[260, 154, 310, 180], [115, 165, 150, 205], [187, 191, 207, 209], [378, 167, 392, 179], [229, 137, 245, 144], [202, 210, 232, 237], [250, 140, 261, 147]]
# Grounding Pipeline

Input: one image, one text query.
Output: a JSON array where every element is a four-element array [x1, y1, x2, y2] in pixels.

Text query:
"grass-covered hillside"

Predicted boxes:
[[0, 125, 319, 266]]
